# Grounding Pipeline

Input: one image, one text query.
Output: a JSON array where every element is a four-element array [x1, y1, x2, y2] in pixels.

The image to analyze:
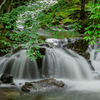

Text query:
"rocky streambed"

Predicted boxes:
[[0, 73, 65, 100]]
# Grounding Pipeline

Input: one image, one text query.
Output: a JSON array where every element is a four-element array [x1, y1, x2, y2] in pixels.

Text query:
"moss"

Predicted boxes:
[[39, 0, 82, 27], [62, 17, 77, 25], [85, 4, 90, 10], [0, 24, 4, 29], [74, 0, 80, 4], [0, 29, 11, 49], [55, 11, 69, 18]]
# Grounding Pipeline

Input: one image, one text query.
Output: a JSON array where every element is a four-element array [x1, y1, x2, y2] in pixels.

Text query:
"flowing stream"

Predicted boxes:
[[0, 50, 40, 79], [0, 38, 100, 100], [1, 0, 100, 100], [42, 47, 93, 80], [89, 41, 100, 70]]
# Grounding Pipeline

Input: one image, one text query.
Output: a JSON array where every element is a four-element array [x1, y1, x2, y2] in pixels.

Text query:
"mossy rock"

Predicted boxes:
[[39, 0, 81, 27], [21, 79, 64, 93], [67, 39, 89, 55]]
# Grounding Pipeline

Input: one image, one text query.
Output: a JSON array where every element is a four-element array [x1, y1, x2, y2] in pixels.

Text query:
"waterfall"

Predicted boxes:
[[0, 50, 40, 79], [42, 47, 93, 80], [0, 0, 95, 81], [88, 41, 100, 75], [0, 39, 94, 81]]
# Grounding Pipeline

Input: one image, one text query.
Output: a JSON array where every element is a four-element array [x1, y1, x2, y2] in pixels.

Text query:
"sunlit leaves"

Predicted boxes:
[[83, 2, 100, 45], [0, 0, 50, 60]]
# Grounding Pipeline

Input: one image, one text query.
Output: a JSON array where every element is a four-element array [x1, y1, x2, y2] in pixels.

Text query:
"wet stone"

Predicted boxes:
[[0, 74, 13, 84], [21, 78, 65, 93]]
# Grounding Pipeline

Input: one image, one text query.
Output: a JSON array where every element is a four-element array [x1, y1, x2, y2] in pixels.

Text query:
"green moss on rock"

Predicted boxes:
[[62, 17, 76, 25], [39, 0, 82, 27]]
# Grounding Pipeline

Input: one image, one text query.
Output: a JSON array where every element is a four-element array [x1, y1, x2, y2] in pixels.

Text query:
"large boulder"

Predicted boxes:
[[21, 78, 64, 92], [67, 38, 88, 56], [0, 74, 13, 83]]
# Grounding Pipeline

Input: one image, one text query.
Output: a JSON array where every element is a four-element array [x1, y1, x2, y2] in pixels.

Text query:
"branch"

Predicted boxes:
[[7, 0, 14, 12], [0, 0, 7, 8]]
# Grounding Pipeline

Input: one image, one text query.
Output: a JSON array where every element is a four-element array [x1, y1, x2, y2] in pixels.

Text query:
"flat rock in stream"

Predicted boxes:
[[21, 78, 64, 93]]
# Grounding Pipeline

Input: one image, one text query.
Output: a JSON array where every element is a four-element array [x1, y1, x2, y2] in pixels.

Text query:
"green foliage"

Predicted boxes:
[[67, 23, 82, 36], [83, 2, 100, 45], [39, 0, 81, 28], [0, 1, 48, 60], [1, 0, 100, 59]]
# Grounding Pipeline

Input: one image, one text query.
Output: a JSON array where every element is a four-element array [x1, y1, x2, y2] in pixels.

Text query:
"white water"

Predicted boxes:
[[88, 41, 100, 76], [0, 50, 40, 79], [42, 47, 93, 80], [1, 1, 100, 97]]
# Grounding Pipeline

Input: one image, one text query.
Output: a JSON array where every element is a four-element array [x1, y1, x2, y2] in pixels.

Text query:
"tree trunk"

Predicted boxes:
[[80, 0, 86, 20], [0, 0, 7, 8], [95, 0, 97, 3], [7, 0, 14, 13]]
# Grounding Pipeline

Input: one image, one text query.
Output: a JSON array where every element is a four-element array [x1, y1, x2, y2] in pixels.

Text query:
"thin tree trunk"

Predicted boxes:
[[95, 0, 97, 3], [0, 0, 7, 8], [80, 0, 85, 20], [7, 0, 14, 13]]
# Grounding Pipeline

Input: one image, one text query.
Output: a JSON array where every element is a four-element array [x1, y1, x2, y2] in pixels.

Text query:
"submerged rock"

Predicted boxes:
[[11, 83, 15, 85], [0, 89, 20, 100], [0, 74, 13, 83], [19, 83, 22, 85], [21, 79, 64, 93]]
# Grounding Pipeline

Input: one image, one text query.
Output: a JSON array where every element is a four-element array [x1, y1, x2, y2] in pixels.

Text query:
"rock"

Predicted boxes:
[[21, 82, 42, 92], [37, 47, 46, 70], [21, 79, 64, 92], [0, 74, 13, 83], [67, 38, 88, 56], [39, 43, 52, 48], [0, 81, 2, 85], [19, 83, 22, 85], [11, 83, 15, 85], [39, 47, 46, 55]]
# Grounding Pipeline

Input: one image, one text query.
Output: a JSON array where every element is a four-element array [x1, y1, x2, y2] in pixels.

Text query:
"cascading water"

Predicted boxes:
[[0, 50, 40, 79], [0, 38, 94, 81], [2, 0, 100, 100], [87, 41, 100, 78], [42, 47, 93, 80], [0, 0, 95, 81]]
